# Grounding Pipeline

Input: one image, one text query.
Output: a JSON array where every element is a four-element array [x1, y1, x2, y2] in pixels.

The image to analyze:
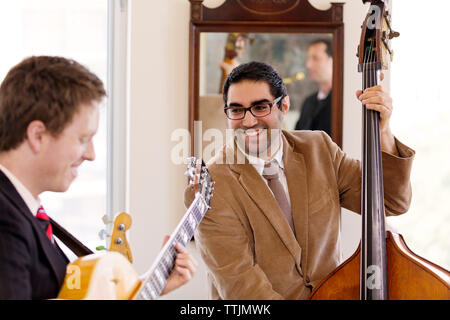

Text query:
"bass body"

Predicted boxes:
[[309, 231, 450, 300]]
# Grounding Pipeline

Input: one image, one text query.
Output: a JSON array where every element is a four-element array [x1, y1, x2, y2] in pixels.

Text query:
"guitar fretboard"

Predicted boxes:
[[135, 194, 208, 300]]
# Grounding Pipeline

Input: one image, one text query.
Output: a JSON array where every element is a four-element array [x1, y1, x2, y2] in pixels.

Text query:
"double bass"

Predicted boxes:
[[309, 0, 450, 300]]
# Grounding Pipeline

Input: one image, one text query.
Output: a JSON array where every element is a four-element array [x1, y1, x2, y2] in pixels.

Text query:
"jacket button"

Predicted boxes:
[[305, 276, 310, 283]]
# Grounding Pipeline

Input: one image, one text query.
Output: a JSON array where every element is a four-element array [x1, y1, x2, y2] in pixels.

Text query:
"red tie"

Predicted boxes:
[[36, 205, 55, 245]]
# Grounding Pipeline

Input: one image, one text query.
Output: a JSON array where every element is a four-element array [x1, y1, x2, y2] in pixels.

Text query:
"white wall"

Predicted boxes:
[[126, 0, 384, 299], [126, 0, 195, 298]]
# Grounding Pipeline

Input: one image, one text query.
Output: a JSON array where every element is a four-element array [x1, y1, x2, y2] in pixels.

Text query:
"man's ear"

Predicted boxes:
[[26, 120, 47, 154], [281, 95, 290, 115]]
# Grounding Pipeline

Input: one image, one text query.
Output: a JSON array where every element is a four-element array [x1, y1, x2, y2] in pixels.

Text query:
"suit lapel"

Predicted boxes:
[[30, 215, 69, 286], [0, 171, 68, 285], [228, 143, 302, 265], [282, 133, 309, 271]]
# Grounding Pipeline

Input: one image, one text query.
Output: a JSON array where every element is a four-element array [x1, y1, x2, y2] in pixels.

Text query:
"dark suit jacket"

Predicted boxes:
[[0, 171, 69, 300], [295, 91, 331, 135]]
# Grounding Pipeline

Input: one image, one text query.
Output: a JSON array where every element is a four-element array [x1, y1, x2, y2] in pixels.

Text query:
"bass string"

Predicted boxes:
[[361, 41, 379, 297], [361, 43, 370, 295]]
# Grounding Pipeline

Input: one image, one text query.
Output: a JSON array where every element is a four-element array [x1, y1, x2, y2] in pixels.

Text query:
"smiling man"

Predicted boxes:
[[0, 56, 196, 299], [225, 74, 287, 160], [186, 61, 415, 299]]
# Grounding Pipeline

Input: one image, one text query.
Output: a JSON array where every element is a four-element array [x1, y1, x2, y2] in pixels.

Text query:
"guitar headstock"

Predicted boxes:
[[358, 0, 400, 72], [100, 212, 133, 263], [185, 157, 214, 206]]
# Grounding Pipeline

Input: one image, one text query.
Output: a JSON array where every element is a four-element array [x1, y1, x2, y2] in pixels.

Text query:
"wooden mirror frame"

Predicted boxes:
[[188, 0, 345, 152]]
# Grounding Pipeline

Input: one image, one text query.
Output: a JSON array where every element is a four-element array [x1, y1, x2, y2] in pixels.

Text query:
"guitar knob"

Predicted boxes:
[[115, 238, 123, 245]]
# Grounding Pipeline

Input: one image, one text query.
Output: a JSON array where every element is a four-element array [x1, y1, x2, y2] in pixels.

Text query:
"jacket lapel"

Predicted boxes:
[[228, 142, 302, 265], [282, 133, 309, 271], [29, 214, 69, 286], [0, 171, 68, 285]]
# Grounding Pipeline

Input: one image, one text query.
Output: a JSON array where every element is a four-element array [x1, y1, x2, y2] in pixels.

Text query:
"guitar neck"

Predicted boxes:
[[135, 193, 208, 300]]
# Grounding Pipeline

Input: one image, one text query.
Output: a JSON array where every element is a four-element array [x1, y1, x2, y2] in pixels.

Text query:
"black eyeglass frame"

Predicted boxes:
[[223, 95, 285, 120]]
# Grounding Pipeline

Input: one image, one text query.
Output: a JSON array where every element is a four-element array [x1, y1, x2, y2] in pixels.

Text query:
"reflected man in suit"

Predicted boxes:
[[0, 56, 196, 299], [295, 39, 333, 135]]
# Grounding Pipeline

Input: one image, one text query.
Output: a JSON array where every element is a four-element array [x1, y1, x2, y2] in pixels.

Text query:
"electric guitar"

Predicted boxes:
[[56, 157, 214, 300]]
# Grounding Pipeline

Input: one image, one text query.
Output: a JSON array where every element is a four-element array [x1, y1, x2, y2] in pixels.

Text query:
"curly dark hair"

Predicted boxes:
[[222, 61, 287, 108]]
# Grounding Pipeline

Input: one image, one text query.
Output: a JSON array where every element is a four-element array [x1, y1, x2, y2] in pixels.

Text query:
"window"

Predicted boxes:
[[0, 0, 108, 260], [388, 0, 449, 270]]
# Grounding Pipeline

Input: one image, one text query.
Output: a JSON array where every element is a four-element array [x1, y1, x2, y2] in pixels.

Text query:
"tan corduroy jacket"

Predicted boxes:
[[185, 130, 415, 300]]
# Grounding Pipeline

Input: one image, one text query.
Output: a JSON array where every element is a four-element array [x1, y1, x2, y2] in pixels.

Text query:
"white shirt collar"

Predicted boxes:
[[0, 164, 41, 216], [243, 140, 284, 176], [317, 90, 329, 101]]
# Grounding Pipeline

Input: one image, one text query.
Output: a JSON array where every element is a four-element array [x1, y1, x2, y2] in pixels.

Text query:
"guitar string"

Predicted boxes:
[[137, 196, 209, 299]]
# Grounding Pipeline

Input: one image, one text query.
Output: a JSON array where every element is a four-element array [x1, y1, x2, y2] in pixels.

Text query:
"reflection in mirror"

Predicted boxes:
[[199, 32, 333, 157]]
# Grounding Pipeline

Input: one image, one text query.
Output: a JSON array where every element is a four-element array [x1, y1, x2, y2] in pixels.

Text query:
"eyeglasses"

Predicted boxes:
[[224, 95, 284, 120]]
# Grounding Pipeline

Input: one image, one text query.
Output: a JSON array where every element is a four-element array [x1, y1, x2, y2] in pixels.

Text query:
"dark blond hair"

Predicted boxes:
[[0, 56, 106, 151]]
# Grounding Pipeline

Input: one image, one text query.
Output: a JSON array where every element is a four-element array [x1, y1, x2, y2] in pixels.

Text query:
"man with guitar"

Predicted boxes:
[[0, 56, 196, 299], [186, 61, 414, 299]]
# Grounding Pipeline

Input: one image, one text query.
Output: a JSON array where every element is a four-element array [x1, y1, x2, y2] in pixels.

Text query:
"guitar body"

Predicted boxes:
[[57, 252, 142, 300], [57, 157, 214, 300], [309, 231, 450, 300]]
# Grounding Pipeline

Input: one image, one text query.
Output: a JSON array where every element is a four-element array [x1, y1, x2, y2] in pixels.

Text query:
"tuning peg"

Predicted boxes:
[[184, 167, 195, 177], [98, 229, 110, 240], [389, 30, 400, 39], [102, 214, 112, 225]]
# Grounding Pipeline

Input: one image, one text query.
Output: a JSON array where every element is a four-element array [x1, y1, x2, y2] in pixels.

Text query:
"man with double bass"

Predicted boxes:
[[186, 61, 414, 299], [0, 56, 197, 299]]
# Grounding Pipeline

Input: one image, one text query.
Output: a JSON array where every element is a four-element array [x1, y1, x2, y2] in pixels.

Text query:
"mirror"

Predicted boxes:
[[189, 0, 344, 161]]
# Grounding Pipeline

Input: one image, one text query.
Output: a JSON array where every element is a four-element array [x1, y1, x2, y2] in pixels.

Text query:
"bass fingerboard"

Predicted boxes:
[[135, 193, 208, 300]]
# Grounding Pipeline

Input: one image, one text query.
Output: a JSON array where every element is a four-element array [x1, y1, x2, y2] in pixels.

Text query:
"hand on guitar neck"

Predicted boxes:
[[160, 235, 198, 295], [106, 215, 198, 296], [355, 72, 399, 156]]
